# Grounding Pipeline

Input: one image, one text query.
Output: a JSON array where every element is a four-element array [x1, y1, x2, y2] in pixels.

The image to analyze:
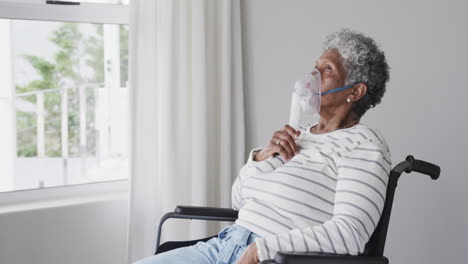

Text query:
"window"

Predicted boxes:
[[0, 1, 129, 193], [59, 0, 130, 4], [0, 0, 130, 4]]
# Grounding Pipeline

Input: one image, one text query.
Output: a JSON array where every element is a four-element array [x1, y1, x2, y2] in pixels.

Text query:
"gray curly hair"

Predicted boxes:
[[322, 28, 390, 117]]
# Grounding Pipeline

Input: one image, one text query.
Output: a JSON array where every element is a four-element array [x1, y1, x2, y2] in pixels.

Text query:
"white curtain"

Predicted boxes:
[[127, 0, 245, 262]]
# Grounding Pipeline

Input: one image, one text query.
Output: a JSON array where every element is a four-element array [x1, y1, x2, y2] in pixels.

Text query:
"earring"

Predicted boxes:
[[346, 98, 352, 103]]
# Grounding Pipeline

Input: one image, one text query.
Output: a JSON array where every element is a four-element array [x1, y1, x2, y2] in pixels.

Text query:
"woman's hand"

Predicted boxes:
[[254, 124, 301, 162], [236, 242, 260, 264]]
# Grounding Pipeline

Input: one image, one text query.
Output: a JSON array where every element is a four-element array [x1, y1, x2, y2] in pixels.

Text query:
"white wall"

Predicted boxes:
[[241, 0, 467, 263], [0, 199, 128, 264]]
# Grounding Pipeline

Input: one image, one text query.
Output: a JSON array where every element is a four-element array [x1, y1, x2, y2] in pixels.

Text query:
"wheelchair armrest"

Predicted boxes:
[[272, 252, 388, 264], [175, 205, 238, 219], [155, 206, 238, 253]]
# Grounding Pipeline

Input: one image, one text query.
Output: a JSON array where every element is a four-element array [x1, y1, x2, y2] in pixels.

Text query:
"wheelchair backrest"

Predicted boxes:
[[362, 161, 407, 256]]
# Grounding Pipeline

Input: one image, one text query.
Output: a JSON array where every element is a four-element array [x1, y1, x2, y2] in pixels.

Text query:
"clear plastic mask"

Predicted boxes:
[[289, 70, 321, 128], [297, 70, 321, 114]]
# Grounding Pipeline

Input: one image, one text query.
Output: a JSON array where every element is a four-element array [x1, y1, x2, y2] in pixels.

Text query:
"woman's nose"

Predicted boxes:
[[310, 69, 321, 79], [313, 67, 322, 75]]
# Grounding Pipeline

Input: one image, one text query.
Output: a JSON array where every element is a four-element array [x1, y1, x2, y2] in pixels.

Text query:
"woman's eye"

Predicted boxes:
[[325, 66, 332, 72]]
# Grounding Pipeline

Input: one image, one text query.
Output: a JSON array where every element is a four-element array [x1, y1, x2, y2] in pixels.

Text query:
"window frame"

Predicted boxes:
[[0, 0, 130, 210], [0, 1, 128, 25]]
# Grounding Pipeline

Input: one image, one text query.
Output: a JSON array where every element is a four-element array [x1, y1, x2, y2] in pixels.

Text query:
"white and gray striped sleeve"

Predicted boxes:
[[232, 147, 284, 210], [232, 162, 251, 210], [254, 141, 391, 260], [245, 147, 286, 175]]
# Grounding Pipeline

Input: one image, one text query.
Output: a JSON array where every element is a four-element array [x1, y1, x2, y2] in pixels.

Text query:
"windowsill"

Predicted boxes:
[[0, 180, 128, 214]]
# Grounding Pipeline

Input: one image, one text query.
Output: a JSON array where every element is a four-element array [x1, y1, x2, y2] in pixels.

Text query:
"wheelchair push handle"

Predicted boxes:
[[405, 155, 440, 180]]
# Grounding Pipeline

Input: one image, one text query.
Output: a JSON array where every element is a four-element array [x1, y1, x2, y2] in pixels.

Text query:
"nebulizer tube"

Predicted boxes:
[[289, 70, 322, 129], [289, 91, 303, 129]]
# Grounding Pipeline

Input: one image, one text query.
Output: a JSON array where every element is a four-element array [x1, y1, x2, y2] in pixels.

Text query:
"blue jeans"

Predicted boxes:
[[134, 224, 260, 264]]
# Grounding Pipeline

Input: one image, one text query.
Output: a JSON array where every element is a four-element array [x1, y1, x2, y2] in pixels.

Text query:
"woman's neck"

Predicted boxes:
[[311, 112, 359, 134]]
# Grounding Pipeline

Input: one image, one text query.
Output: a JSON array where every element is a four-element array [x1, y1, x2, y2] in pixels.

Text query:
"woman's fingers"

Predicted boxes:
[[273, 133, 298, 160], [277, 130, 299, 154], [281, 133, 298, 155], [282, 124, 301, 139], [273, 132, 294, 158], [259, 125, 302, 162], [270, 137, 290, 160]]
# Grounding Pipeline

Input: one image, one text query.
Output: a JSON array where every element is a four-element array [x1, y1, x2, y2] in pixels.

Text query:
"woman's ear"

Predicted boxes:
[[351, 83, 367, 101]]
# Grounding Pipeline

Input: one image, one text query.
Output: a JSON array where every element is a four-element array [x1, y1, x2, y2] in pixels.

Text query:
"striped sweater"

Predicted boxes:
[[231, 123, 391, 261]]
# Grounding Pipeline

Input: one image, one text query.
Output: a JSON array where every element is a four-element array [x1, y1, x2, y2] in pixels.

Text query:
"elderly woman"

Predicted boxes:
[[135, 28, 390, 264]]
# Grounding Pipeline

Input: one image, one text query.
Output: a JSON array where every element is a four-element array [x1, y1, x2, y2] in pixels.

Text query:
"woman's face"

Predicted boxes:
[[314, 49, 349, 109]]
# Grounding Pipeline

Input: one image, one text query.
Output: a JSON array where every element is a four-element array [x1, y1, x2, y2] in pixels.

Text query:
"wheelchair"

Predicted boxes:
[[153, 155, 440, 264]]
